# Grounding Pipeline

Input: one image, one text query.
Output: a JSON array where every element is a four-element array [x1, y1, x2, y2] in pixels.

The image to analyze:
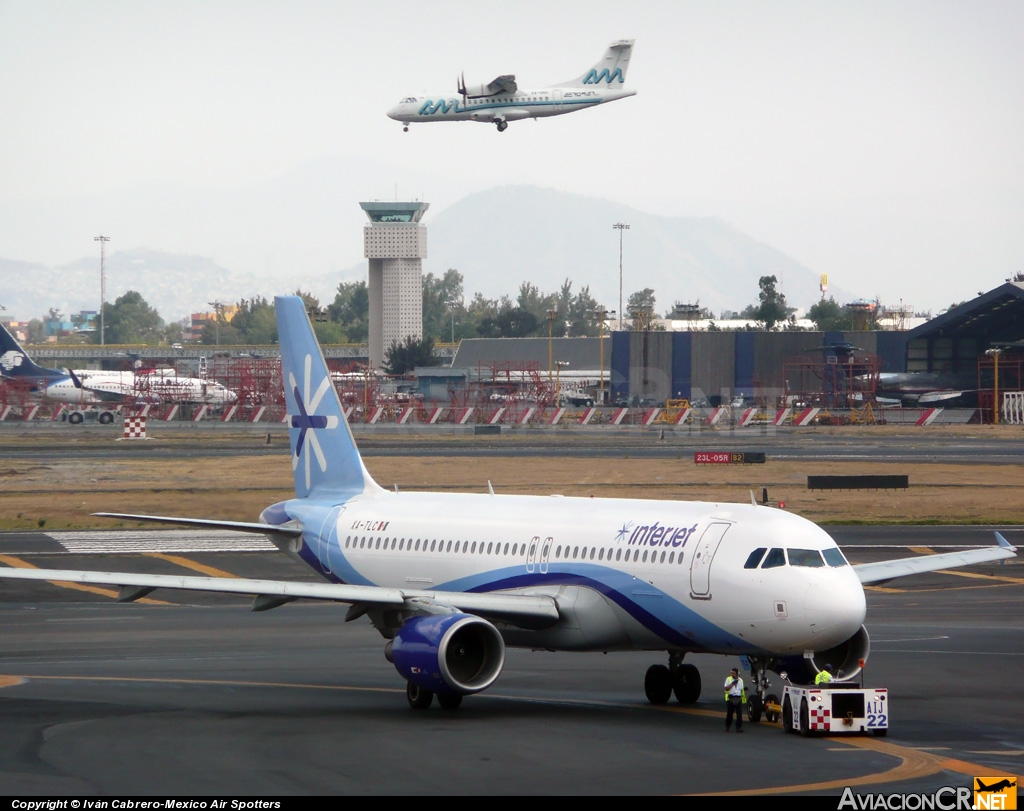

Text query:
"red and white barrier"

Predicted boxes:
[[579, 407, 597, 425], [609, 408, 628, 425], [772, 408, 791, 426], [793, 408, 820, 426], [251, 406, 266, 423], [739, 407, 758, 427], [192, 405, 209, 422], [916, 408, 943, 426], [517, 407, 536, 425], [548, 407, 566, 425], [165, 404, 180, 421], [221, 405, 238, 422], [706, 407, 729, 425], [488, 407, 506, 425]]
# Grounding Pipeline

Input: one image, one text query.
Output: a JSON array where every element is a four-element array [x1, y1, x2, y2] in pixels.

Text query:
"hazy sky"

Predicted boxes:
[[1, 0, 1022, 315]]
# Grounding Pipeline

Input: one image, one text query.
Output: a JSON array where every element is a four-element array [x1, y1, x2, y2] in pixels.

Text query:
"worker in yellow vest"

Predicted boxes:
[[724, 667, 746, 732], [815, 664, 834, 685]]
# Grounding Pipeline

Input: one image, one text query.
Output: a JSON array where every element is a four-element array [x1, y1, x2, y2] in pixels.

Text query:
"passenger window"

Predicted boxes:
[[788, 549, 825, 567], [823, 548, 848, 567], [761, 548, 786, 568], [744, 548, 768, 569]]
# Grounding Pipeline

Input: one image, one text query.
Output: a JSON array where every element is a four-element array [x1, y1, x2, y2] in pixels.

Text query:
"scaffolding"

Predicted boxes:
[[784, 352, 880, 410]]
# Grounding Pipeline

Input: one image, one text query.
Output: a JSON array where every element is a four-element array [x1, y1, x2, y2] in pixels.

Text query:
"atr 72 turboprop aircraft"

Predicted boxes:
[[0, 297, 1015, 713], [387, 40, 636, 132], [0, 323, 237, 408]]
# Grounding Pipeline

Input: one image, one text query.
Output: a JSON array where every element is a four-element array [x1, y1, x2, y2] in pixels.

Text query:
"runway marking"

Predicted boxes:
[[2, 672, 1017, 794], [0, 555, 171, 604], [703, 736, 1009, 796], [936, 569, 1024, 585], [867, 579, 1024, 594], [46, 529, 276, 554], [909, 546, 935, 554], [144, 553, 241, 579]]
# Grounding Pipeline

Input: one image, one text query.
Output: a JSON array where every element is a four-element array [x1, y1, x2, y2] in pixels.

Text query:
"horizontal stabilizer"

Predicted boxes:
[[92, 512, 302, 536]]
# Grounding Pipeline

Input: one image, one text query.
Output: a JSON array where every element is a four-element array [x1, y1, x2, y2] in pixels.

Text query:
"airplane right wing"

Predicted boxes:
[[853, 532, 1016, 585], [0, 566, 561, 629]]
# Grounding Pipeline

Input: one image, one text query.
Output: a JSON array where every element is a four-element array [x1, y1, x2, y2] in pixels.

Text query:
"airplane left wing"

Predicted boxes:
[[854, 532, 1016, 585], [0, 567, 561, 629]]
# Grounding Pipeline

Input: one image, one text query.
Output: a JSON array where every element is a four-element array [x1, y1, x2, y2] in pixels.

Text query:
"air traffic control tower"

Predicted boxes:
[[360, 201, 428, 369]]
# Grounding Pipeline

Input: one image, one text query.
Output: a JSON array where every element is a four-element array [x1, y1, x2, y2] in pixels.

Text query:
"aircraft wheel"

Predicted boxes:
[[783, 696, 795, 733], [747, 694, 762, 723], [406, 681, 433, 710], [496, 121, 508, 132], [764, 693, 781, 723], [672, 663, 701, 704], [68, 412, 84, 425], [437, 693, 463, 710], [799, 698, 811, 737], [99, 411, 114, 425], [403, 125, 409, 132], [644, 664, 672, 704]]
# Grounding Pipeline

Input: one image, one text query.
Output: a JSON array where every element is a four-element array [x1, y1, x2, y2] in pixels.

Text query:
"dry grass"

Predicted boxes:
[[2, 451, 1022, 529]]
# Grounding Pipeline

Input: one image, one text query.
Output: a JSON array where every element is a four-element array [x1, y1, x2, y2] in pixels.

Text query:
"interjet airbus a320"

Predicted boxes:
[[0, 296, 1015, 713], [387, 40, 636, 132]]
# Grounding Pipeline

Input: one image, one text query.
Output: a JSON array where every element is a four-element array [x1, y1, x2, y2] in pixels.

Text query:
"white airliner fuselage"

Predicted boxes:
[[388, 40, 636, 132], [43, 369, 237, 407]]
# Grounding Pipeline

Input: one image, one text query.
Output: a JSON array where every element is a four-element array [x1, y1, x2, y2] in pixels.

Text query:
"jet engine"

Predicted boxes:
[[772, 625, 871, 684], [389, 613, 505, 695]]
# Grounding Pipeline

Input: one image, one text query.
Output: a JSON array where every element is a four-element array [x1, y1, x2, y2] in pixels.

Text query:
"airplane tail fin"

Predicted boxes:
[[0, 322, 65, 381], [275, 295, 382, 500], [561, 39, 634, 88]]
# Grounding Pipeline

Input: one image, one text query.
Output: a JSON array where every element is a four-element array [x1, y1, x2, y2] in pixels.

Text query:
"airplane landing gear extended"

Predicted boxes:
[[745, 656, 781, 723], [495, 119, 508, 132], [644, 651, 701, 704]]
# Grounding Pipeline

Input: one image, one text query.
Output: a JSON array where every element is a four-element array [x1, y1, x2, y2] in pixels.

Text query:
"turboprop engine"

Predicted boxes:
[[388, 613, 506, 695], [773, 625, 871, 684]]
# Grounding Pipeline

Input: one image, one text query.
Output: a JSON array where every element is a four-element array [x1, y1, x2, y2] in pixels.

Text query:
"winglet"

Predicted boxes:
[[995, 531, 1015, 550]]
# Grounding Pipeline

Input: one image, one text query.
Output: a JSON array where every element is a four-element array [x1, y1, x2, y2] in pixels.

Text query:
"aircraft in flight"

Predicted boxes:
[[387, 40, 636, 132], [0, 297, 1015, 713], [0, 323, 237, 407]]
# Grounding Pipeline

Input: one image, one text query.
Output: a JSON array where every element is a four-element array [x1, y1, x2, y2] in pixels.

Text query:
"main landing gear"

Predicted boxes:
[[406, 681, 463, 711], [745, 657, 780, 724], [644, 652, 701, 704], [494, 119, 508, 132]]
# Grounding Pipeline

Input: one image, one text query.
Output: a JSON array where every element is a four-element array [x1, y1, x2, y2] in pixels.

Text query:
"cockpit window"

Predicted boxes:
[[761, 548, 786, 569], [744, 548, 767, 569], [788, 548, 825, 567], [822, 547, 849, 567]]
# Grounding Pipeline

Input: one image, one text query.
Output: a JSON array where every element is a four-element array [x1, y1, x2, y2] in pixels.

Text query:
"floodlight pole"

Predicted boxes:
[[94, 235, 110, 345], [613, 223, 630, 330]]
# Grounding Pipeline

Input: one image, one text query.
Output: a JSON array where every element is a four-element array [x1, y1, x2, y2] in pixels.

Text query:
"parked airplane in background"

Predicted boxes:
[[0, 297, 1015, 713], [387, 40, 636, 132], [0, 323, 237, 407]]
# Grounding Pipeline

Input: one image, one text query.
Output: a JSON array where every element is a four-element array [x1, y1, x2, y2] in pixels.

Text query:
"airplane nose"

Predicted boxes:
[[387, 105, 402, 121], [804, 575, 866, 642]]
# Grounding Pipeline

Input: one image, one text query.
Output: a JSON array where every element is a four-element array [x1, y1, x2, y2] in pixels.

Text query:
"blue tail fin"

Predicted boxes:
[[275, 295, 381, 499], [0, 322, 65, 382]]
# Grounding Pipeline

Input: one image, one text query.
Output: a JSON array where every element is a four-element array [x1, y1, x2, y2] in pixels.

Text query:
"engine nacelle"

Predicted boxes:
[[390, 613, 505, 696], [772, 625, 871, 685]]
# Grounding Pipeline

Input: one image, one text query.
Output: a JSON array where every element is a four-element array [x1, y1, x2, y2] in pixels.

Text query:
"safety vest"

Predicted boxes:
[[815, 671, 832, 685], [724, 678, 746, 703]]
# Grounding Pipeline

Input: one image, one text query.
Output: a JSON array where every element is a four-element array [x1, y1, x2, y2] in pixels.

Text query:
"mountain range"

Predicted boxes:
[[1, 184, 848, 324]]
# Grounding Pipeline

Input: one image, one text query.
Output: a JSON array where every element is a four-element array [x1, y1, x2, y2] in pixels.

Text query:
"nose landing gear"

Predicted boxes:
[[746, 657, 780, 723]]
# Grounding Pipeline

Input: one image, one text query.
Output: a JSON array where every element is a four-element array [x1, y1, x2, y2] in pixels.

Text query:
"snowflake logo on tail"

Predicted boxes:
[[289, 354, 339, 490]]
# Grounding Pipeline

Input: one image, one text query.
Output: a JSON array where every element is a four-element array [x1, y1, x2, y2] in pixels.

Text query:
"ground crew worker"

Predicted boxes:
[[724, 667, 745, 732], [815, 664, 834, 685]]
